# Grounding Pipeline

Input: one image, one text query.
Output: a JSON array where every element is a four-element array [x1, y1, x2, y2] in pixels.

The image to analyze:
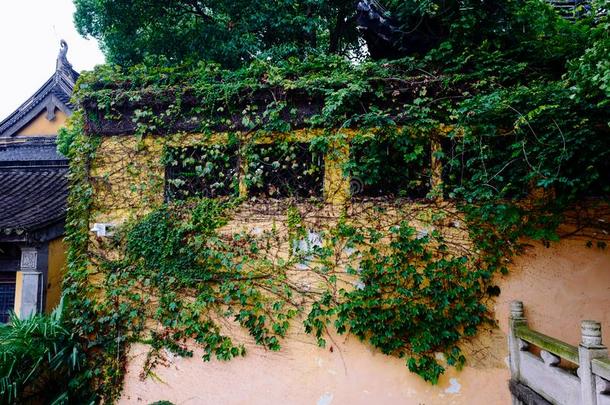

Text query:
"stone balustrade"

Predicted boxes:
[[509, 300, 610, 405]]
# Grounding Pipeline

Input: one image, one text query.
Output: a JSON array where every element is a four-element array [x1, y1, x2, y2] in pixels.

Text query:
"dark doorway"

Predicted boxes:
[[0, 272, 16, 323], [0, 243, 19, 323]]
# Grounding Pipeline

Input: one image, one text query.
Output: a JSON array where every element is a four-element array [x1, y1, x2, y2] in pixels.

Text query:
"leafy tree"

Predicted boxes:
[[73, 0, 359, 67], [568, 0, 610, 108], [74, 0, 597, 68]]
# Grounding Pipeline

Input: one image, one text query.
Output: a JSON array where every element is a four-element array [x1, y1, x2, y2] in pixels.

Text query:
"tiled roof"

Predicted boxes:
[[0, 137, 66, 163], [0, 41, 74, 241], [0, 167, 68, 235], [0, 40, 78, 139], [0, 72, 77, 138]]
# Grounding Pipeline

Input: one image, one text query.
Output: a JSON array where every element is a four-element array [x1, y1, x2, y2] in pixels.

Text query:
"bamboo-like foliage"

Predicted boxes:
[[0, 299, 90, 405]]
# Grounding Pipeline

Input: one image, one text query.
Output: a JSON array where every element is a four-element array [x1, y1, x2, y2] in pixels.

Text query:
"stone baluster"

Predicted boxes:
[[509, 300, 528, 382], [597, 378, 610, 396], [579, 320, 608, 405], [540, 350, 560, 367]]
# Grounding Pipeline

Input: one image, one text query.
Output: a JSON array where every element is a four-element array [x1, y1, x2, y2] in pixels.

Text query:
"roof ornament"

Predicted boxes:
[[56, 39, 73, 73]]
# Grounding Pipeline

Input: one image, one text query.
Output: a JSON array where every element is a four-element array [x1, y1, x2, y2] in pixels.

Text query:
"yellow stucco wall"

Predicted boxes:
[[87, 133, 610, 405], [46, 237, 66, 313], [90, 129, 389, 223], [16, 108, 68, 137], [13, 271, 23, 316], [116, 238, 610, 405]]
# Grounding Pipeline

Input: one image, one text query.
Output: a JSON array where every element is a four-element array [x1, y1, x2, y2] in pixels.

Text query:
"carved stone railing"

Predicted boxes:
[[509, 300, 610, 405]]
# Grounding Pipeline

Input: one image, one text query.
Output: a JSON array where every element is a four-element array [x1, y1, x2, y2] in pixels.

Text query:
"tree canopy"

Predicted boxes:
[[73, 0, 358, 67], [74, 0, 607, 68]]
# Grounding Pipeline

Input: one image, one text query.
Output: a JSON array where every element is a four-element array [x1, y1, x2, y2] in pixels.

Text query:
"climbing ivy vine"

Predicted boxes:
[[51, 1, 610, 402]]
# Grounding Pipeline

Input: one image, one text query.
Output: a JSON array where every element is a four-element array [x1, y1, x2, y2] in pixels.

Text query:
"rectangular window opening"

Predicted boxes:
[[349, 137, 431, 199], [0, 273, 16, 324], [440, 135, 529, 200], [165, 144, 240, 200], [246, 142, 324, 199]]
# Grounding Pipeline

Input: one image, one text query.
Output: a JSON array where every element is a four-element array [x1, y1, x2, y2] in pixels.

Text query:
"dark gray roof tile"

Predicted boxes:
[[0, 167, 68, 233], [0, 138, 66, 162]]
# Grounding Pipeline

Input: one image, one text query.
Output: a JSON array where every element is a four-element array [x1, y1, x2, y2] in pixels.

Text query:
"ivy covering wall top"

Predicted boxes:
[[39, 1, 610, 403]]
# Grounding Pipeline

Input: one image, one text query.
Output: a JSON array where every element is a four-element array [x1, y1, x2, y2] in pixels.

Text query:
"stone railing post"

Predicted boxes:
[[509, 300, 527, 381], [579, 320, 608, 405], [17, 247, 43, 318]]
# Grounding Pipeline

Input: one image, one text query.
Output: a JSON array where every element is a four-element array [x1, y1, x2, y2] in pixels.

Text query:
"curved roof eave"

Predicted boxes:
[[0, 41, 79, 138]]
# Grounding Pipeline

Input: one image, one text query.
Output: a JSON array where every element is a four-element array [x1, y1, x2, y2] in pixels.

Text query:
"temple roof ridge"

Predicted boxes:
[[0, 40, 79, 138]]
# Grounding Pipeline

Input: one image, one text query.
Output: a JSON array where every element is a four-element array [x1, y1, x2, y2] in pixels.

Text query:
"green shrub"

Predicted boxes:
[[0, 299, 90, 405]]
